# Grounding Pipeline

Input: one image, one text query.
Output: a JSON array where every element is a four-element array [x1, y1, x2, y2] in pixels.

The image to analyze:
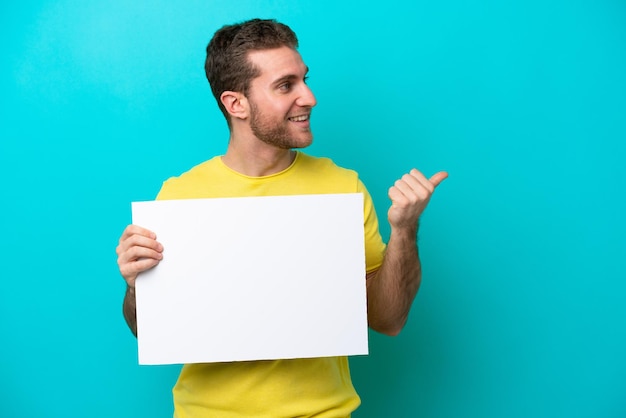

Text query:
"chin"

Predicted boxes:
[[291, 138, 313, 149]]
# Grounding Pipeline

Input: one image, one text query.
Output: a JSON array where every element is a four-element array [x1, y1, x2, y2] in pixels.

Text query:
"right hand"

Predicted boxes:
[[116, 224, 163, 288]]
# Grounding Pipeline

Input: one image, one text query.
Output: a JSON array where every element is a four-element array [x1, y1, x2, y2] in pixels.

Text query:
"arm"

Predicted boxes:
[[116, 224, 164, 337], [122, 286, 138, 337], [366, 169, 447, 336]]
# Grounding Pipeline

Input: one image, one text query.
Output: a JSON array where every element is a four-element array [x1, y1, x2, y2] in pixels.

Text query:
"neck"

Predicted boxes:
[[222, 134, 297, 177]]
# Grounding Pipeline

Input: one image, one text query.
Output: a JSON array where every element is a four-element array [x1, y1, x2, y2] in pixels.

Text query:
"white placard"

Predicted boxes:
[[132, 193, 368, 365]]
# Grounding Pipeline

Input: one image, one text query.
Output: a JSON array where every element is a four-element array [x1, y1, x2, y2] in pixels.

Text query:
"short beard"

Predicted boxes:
[[249, 101, 312, 149]]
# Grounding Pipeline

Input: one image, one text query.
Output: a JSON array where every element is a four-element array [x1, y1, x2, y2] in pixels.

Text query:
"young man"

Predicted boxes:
[[116, 18, 447, 417]]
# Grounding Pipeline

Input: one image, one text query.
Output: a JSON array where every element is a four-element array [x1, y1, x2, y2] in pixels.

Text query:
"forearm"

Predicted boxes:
[[122, 286, 138, 337], [367, 226, 422, 336]]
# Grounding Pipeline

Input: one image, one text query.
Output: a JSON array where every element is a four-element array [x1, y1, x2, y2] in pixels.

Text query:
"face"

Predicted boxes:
[[245, 47, 317, 149]]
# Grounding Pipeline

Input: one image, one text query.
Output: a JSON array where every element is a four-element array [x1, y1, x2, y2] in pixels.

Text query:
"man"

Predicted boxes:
[[116, 18, 447, 417]]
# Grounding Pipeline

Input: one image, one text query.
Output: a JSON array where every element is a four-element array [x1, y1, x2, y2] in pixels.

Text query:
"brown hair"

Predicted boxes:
[[205, 19, 299, 126]]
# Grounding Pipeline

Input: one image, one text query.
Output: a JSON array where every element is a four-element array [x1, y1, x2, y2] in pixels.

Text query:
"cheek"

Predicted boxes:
[[252, 94, 293, 120], [270, 101, 290, 115], [268, 97, 293, 115]]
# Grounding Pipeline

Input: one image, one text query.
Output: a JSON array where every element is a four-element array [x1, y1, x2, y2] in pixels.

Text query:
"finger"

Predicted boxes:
[[118, 246, 163, 283], [403, 170, 436, 196], [122, 257, 161, 277], [393, 178, 425, 202], [429, 171, 449, 188], [408, 168, 432, 188], [120, 224, 157, 242], [118, 245, 163, 264], [128, 234, 163, 252], [133, 257, 161, 273], [388, 180, 430, 211], [119, 257, 161, 287], [388, 185, 409, 208], [396, 171, 433, 198], [117, 233, 163, 256]]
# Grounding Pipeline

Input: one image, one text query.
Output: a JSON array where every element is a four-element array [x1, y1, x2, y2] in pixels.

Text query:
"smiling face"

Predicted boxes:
[[245, 47, 317, 149]]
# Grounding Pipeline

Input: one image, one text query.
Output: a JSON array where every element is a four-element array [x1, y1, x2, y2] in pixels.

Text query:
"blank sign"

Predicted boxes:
[[132, 193, 368, 365]]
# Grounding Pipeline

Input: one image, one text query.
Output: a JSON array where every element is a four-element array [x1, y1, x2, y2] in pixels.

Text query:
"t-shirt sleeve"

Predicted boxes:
[[155, 177, 183, 200], [357, 179, 386, 272]]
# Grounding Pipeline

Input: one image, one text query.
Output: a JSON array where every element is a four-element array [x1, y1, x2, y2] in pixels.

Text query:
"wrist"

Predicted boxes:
[[390, 222, 419, 240]]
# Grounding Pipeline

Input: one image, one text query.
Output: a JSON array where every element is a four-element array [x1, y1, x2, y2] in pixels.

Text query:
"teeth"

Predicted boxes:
[[289, 115, 309, 122]]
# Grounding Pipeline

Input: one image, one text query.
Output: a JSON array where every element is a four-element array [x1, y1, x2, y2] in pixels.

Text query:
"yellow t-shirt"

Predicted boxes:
[[156, 152, 386, 418]]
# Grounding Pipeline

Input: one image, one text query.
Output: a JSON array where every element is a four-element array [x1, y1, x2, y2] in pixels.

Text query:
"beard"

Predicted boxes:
[[249, 100, 313, 150]]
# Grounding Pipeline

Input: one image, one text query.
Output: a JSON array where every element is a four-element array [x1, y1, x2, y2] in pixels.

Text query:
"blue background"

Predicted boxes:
[[1, 1, 625, 417]]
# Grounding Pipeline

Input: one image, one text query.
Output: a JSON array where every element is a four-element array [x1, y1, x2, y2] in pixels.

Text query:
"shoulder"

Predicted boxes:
[[290, 152, 363, 194], [296, 153, 358, 178], [156, 157, 222, 200]]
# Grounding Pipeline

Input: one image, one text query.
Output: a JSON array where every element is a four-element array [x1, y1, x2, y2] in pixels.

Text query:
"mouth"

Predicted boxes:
[[288, 114, 310, 122]]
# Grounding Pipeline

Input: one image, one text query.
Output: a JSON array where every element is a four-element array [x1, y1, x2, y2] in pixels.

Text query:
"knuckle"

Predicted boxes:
[[407, 195, 419, 205], [395, 196, 409, 207]]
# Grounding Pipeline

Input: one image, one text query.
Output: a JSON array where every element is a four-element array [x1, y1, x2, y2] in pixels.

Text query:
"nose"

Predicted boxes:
[[297, 83, 317, 108]]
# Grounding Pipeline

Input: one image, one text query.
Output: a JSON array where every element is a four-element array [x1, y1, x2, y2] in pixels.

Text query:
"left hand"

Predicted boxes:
[[387, 169, 448, 231]]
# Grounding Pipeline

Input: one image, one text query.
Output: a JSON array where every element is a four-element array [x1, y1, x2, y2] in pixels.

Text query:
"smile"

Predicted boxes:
[[288, 114, 310, 122]]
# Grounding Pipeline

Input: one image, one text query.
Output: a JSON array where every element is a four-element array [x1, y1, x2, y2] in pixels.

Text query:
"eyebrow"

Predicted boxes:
[[271, 66, 310, 88]]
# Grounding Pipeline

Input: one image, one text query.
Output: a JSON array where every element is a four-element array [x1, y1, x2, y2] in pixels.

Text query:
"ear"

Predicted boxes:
[[220, 91, 249, 121]]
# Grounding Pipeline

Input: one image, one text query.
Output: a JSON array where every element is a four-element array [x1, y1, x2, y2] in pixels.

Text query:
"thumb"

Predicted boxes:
[[429, 171, 449, 188]]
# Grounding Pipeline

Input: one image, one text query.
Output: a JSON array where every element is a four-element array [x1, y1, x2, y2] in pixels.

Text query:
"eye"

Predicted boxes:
[[278, 82, 292, 92], [304, 76, 310, 84]]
